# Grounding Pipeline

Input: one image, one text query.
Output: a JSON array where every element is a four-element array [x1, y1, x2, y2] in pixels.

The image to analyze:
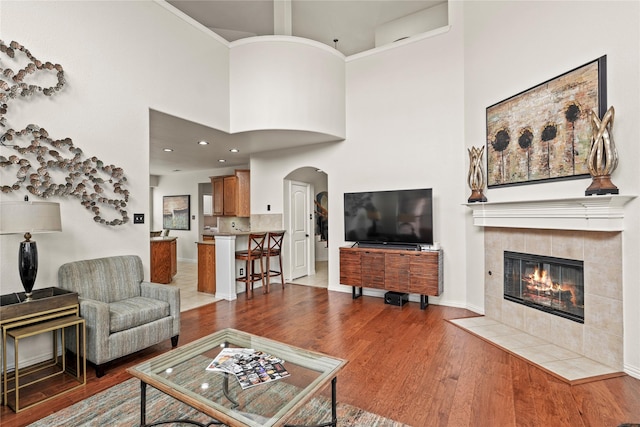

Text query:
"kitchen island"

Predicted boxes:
[[200, 230, 285, 301], [150, 236, 177, 284], [196, 240, 216, 294]]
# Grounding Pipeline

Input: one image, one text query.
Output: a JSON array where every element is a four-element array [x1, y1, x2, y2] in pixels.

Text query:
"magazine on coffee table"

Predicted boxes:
[[206, 348, 290, 389]]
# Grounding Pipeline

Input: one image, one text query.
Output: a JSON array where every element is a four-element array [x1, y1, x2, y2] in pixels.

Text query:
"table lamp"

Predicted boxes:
[[0, 198, 62, 301]]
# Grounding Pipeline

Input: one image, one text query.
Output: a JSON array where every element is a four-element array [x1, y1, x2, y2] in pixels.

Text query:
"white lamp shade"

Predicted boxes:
[[0, 201, 62, 235]]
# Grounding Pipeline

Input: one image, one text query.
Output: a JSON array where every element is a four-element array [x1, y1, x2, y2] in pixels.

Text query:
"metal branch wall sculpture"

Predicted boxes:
[[0, 40, 129, 225]]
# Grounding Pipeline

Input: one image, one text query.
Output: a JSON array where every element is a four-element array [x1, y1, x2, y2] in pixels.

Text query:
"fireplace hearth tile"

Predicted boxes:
[[586, 262, 623, 300], [470, 323, 521, 338], [541, 357, 618, 382], [449, 317, 622, 383], [524, 232, 552, 255], [552, 230, 585, 260], [490, 332, 547, 349], [513, 344, 580, 364], [452, 316, 499, 327]]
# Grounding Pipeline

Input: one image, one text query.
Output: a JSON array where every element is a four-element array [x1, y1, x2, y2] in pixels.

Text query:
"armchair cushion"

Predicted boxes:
[[109, 297, 170, 333]]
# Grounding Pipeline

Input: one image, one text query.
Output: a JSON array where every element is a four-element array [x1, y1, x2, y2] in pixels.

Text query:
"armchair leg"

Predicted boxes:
[[95, 364, 106, 378], [171, 335, 179, 347]]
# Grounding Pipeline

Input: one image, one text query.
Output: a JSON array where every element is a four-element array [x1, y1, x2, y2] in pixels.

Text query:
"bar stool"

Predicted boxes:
[[263, 231, 285, 293], [235, 233, 266, 299]]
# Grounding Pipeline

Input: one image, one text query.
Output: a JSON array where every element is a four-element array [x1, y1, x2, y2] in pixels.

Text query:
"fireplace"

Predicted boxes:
[[504, 251, 584, 323], [467, 197, 631, 371], [481, 227, 623, 370]]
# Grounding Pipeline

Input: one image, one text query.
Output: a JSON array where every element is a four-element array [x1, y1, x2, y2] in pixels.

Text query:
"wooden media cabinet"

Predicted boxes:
[[339, 246, 443, 309]]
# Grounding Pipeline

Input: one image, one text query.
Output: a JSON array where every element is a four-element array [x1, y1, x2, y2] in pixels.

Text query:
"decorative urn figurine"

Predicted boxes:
[[467, 146, 487, 203], [585, 106, 619, 195]]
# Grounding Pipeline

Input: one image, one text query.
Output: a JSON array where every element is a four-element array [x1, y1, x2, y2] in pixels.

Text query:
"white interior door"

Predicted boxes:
[[289, 181, 310, 280]]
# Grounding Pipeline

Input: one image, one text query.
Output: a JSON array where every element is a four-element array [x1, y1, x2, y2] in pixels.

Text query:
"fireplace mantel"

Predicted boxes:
[[465, 195, 636, 231]]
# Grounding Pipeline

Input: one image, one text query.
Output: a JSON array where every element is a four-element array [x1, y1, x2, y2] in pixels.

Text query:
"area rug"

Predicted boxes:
[[27, 377, 407, 427]]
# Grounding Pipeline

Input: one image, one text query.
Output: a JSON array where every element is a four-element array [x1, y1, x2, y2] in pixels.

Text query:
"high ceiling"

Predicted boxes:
[[151, 0, 445, 176], [167, 0, 443, 56]]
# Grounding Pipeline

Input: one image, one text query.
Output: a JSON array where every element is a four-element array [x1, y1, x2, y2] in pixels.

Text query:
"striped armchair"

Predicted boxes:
[[58, 255, 180, 377]]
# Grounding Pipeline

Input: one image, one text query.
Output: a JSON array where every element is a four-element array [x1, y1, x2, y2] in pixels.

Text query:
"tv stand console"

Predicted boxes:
[[339, 246, 443, 310]]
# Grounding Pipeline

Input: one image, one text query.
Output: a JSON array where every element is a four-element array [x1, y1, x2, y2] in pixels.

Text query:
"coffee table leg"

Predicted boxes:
[[284, 376, 338, 427], [222, 373, 239, 407], [140, 380, 147, 426], [331, 377, 337, 427], [137, 379, 223, 427]]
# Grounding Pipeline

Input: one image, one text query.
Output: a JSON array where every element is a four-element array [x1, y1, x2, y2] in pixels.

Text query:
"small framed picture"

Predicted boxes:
[[163, 195, 190, 230]]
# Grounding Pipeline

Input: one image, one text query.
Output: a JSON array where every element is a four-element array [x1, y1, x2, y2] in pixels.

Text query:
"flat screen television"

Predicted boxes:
[[344, 188, 433, 247]]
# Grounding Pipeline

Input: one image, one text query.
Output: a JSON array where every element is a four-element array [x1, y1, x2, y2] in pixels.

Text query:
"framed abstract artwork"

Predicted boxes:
[[163, 195, 190, 230], [486, 56, 606, 188]]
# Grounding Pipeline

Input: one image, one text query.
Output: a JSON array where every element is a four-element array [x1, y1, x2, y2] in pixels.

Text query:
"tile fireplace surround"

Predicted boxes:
[[464, 195, 635, 381]]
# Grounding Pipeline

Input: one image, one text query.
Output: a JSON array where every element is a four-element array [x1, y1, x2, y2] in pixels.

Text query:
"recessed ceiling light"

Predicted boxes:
[[163, 148, 173, 152], [197, 140, 209, 145], [229, 148, 239, 153], [218, 159, 226, 163]]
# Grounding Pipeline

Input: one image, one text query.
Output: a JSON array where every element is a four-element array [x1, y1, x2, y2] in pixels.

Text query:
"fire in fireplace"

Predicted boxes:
[[504, 251, 584, 323]]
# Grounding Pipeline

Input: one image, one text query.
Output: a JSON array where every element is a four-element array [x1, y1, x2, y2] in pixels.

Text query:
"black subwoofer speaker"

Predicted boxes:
[[384, 291, 408, 307]]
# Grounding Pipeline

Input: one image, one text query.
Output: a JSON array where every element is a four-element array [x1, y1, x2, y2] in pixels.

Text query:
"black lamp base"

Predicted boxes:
[[19, 240, 38, 302]]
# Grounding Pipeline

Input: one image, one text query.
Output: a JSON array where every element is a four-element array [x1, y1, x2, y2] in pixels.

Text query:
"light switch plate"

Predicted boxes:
[[133, 213, 144, 224]]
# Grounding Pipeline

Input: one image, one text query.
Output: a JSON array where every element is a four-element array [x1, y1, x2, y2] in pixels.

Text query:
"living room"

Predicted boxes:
[[0, 0, 638, 425]]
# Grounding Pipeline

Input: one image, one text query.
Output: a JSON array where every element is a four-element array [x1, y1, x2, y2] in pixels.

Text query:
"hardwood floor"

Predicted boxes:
[[2, 284, 639, 426]]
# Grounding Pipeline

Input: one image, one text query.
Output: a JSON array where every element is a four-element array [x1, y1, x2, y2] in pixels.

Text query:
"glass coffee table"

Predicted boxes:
[[127, 328, 347, 427]]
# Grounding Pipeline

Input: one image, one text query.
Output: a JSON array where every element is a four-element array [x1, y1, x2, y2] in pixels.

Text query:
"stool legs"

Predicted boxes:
[[243, 260, 251, 298], [277, 254, 284, 288], [263, 232, 285, 294], [236, 233, 267, 299], [242, 257, 265, 299], [264, 252, 285, 293], [265, 256, 270, 294], [257, 259, 266, 294]]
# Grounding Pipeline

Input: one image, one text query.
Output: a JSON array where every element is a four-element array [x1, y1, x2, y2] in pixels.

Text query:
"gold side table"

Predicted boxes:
[[5, 315, 86, 412], [1, 287, 85, 412]]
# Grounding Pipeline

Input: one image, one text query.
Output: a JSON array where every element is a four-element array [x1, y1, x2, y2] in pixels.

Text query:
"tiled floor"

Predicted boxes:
[[289, 261, 328, 288], [449, 316, 623, 383], [172, 262, 221, 312]]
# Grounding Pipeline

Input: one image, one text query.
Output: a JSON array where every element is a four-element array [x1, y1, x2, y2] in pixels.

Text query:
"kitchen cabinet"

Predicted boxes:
[[197, 242, 216, 294], [212, 177, 224, 216], [223, 175, 237, 216], [210, 169, 250, 217], [151, 237, 177, 284]]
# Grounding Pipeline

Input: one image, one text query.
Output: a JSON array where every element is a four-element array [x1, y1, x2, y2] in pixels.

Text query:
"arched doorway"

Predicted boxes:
[[284, 167, 328, 288]]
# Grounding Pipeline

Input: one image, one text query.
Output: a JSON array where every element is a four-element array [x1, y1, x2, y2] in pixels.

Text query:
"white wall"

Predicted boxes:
[[251, 1, 468, 307], [462, 1, 640, 377], [0, 0, 230, 368], [230, 36, 346, 138], [0, 0, 229, 286]]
